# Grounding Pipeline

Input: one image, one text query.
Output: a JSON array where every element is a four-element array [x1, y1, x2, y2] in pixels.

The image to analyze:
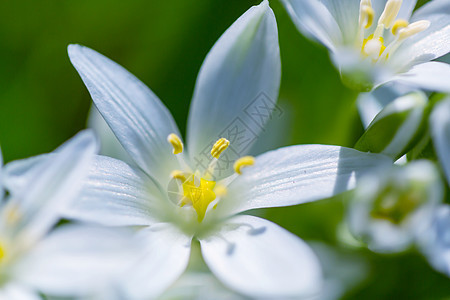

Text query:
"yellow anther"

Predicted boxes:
[[378, 0, 402, 28], [391, 19, 409, 35], [233, 156, 255, 175], [171, 170, 186, 182], [167, 133, 183, 155], [210, 138, 230, 159], [398, 20, 430, 40], [5, 205, 20, 225], [0, 243, 5, 261], [360, 5, 374, 29]]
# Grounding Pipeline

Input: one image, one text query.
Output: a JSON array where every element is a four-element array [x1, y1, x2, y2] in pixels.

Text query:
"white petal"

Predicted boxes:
[[430, 98, 450, 185], [281, 0, 342, 50], [87, 105, 134, 165], [419, 204, 450, 277], [390, 14, 450, 70], [200, 215, 322, 298], [68, 44, 183, 187], [0, 284, 40, 300], [64, 155, 164, 227], [412, 0, 450, 20], [121, 224, 192, 299], [17, 225, 138, 297], [397, 0, 418, 20], [390, 62, 450, 92], [320, 0, 360, 44], [187, 1, 281, 179], [217, 145, 392, 216], [3, 130, 97, 243], [357, 84, 407, 128], [2, 154, 48, 196]]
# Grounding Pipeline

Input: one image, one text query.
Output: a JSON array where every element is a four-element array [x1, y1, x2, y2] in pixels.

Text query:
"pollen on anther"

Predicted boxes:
[[234, 156, 255, 175], [211, 138, 230, 159], [167, 133, 183, 154]]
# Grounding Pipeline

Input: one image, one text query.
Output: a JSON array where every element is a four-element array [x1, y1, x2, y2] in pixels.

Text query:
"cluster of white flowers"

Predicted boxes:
[[1, 0, 448, 299]]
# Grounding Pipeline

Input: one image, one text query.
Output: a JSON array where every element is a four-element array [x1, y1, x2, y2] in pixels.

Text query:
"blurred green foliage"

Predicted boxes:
[[0, 0, 448, 299]]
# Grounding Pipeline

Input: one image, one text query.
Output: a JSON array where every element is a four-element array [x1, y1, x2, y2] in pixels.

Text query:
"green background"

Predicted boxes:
[[1, 0, 449, 298]]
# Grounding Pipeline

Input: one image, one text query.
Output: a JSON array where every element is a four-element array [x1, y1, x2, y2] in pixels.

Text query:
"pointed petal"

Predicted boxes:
[[17, 225, 138, 297], [187, 1, 281, 179], [2, 130, 97, 243], [87, 105, 134, 165], [281, 0, 342, 50], [430, 98, 450, 185], [64, 155, 164, 227], [217, 145, 392, 216], [121, 224, 192, 299], [200, 215, 322, 298], [390, 62, 450, 92], [68, 44, 183, 187], [391, 14, 450, 70]]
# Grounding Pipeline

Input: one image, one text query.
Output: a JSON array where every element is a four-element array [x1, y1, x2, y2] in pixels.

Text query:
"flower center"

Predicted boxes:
[[357, 0, 430, 62], [370, 182, 427, 224], [166, 134, 254, 222]]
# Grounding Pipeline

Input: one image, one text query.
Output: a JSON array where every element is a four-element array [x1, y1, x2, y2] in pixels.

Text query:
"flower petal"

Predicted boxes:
[[2, 130, 97, 243], [187, 1, 281, 179], [121, 224, 192, 299], [390, 13, 450, 71], [281, 0, 342, 50], [68, 44, 183, 187], [430, 97, 450, 185], [17, 225, 138, 297], [217, 145, 392, 216], [64, 155, 164, 227], [412, 0, 450, 20], [389, 62, 450, 92], [0, 284, 40, 300], [200, 215, 322, 298], [419, 204, 450, 277], [320, 0, 360, 44]]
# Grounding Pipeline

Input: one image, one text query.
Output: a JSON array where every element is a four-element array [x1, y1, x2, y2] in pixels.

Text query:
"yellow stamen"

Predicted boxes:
[[214, 184, 228, 197], [398, 20, 430, 40], [167, 133, 183, 155], [182, 176, 216, 222], [0, 243, 5, 261], [391, 19, 409, 35], [378, 0, 402, 29], [171, 170, 186, 182], [360, 5, 374, 29], [210, 138, 230, 159], [234, 156, 255, 175]]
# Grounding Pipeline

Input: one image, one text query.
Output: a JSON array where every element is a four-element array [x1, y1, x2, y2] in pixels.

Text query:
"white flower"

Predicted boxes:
[[419, 204, 450, 277], [281, 0, 450, 91], [429, 96, 450, 186], [67, 1, 391, 298], [348, 160, 444, 253], [0, 131, 99, 299]]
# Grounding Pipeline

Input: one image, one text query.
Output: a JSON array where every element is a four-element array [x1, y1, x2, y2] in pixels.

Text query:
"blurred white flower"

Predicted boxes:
[[348, 160, 443, 253], [0, 131, 98, 299], [281, 0, 450, 91], [67, 1, 391, 298], [419, 204, 450, 277]]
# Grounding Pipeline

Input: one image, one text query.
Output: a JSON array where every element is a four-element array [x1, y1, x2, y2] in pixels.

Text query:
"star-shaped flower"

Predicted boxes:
[[67, 1, 391, 298], [281, 0, 450, 91], [0, 131, 103, 299]]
